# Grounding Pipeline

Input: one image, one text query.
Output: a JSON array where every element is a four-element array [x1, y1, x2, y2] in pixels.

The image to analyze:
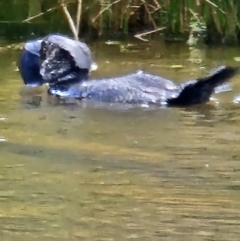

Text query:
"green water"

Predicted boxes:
[[1, 41, 240, 241]]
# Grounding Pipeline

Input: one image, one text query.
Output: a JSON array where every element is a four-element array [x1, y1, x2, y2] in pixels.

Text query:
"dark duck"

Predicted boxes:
[[18, 34, 238, 107], [19, 34, 96, 87]]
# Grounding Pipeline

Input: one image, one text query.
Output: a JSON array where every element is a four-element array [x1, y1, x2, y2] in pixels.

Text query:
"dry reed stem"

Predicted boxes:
[[91, 0, 121, 23], [134, 27, 166, 42], [22, 6, 60, 23], [76, 0, 82, 36], [204, 0, 225, 14], [188, 8, 201, 22], [22, 0, 81, 41], [61, 2, 79, 40], [149, 0, 161, 13], [141, 0, 157, 29]]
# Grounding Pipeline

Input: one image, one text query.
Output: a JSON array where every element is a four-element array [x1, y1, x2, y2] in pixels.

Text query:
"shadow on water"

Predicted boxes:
[[1, 41, 240, 240]]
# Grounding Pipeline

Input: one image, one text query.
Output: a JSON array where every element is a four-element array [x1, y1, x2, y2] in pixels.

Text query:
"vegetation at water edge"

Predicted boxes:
[[0, 0, 240, 45]]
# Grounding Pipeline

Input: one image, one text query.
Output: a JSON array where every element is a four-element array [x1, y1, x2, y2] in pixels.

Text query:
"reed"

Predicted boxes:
[[0, 0, 240, 45]]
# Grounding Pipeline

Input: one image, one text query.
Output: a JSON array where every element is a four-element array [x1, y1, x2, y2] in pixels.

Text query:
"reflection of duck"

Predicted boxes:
[[19, 34, 238, 107]]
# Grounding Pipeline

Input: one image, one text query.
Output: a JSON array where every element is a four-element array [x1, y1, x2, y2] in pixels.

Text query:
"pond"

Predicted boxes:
[[0, 40, 240, 241]]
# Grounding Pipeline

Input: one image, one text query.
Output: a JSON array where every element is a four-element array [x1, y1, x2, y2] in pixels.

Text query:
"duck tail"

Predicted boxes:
[[167, 66, 238, 106]]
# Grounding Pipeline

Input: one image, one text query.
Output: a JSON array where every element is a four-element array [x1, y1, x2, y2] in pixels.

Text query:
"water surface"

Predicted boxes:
[[0, 41, 240, 241]]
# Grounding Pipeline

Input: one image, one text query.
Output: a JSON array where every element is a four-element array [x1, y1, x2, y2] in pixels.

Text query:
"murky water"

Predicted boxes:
[[1, 41, 240, 241]]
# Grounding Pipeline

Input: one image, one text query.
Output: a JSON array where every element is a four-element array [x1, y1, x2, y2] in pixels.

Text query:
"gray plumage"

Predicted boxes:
[[42, 34, 92, 70]]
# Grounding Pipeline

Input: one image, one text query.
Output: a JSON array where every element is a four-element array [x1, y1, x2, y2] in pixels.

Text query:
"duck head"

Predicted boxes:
[[39, 35, 94, 86], [39, 40, 80, 84]]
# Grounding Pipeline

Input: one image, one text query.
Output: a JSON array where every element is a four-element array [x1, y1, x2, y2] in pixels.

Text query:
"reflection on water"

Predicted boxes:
[[0, 41, 240, 240]]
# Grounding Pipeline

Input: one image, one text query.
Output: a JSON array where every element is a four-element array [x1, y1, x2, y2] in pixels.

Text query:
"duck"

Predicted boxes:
[[18, 33, 96, 87], [18, 33, 238, 107]]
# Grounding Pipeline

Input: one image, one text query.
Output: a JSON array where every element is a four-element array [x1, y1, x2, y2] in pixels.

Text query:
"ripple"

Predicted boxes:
[[0, 116, 7, 121], [0, 136, 7, 142]]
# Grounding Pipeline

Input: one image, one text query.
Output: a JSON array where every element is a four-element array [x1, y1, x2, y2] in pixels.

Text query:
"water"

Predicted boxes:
[[1, 41, 240, 241]]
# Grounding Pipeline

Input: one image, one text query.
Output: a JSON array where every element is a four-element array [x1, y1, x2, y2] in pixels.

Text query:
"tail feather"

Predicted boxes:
[[167, 66, 238, 106]]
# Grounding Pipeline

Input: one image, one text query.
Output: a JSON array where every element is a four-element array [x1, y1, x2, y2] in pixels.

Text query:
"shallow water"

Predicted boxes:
[[1, 41, 240, 241]]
